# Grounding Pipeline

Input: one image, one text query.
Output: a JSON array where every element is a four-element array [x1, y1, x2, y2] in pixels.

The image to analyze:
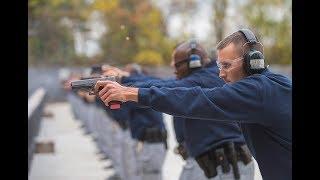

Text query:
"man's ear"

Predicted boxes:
[[180, 63, 191, 77]]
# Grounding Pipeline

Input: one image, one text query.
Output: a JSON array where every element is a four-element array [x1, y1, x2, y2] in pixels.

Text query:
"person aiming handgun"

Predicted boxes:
[[97, 40, 255, 180]]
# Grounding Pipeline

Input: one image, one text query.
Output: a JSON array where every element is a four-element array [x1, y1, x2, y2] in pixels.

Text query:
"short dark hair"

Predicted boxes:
[[216, 30, 263, 57]]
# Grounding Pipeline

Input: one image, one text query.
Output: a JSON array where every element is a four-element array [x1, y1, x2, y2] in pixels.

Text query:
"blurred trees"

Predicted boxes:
[[242, 0, 292, 64], [167, 0, 198, 40], [93, 0, 175, 66], [28, 0, 291, 66], [28, 0, 91, 66], [212, 0, 228, 43]]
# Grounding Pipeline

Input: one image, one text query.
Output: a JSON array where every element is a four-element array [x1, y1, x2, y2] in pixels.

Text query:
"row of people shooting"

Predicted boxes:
[[91, 29, 292, 180], [62, 65, 168, 180]]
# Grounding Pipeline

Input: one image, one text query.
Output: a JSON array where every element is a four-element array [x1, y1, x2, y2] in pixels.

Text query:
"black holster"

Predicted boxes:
[[215, 148, 230, 173], [195, 151, 217, 178], [140, 127, 168, 149], [225, 142, 240, 180], [237, 144, 252, 165], [195, 142, 252, 179]]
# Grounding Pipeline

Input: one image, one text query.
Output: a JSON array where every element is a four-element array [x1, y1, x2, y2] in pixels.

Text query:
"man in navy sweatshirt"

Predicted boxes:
[[120, 65, 168, 180], [95, 29, 292, 180], [102, 40, 256, 180]]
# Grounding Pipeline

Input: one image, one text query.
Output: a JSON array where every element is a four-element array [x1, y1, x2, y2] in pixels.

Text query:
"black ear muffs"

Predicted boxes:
[[188, 39, 202, 69], [239, 29, 266, 75], [244, 49, 265, 75]]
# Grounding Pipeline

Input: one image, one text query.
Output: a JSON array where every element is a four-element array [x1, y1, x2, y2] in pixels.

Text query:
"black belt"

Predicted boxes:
[[117, 121, 128, 130], [195, 142, 252, 179], [139, 127, 168, 149]]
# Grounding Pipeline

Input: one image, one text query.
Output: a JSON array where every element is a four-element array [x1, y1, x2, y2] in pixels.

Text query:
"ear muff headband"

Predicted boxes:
[[188, 39, 202, 69]]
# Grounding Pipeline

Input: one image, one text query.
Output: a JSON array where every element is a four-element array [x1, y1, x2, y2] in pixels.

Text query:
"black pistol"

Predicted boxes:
[[71, 76, 121, 109]]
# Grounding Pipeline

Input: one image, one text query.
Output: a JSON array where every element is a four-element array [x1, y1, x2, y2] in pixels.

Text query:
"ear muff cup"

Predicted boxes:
[[244, 50, 265, 75], [188, 39, 202, 69], [239, 29, 266, 75], [189, 54, 202, 68]]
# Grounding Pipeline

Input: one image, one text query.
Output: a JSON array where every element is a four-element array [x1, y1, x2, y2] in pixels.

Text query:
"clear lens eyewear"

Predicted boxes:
[[217, 57, 243, 71]]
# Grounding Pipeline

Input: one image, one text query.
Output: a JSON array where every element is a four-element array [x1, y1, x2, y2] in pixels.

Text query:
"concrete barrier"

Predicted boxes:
[[28, 88, 47, 172]]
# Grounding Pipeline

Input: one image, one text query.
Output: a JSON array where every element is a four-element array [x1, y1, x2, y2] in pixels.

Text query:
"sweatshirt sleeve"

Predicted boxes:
[[138, 77, 264, 124], [132, 77, 198, 88], [121, 74, 160, 84]]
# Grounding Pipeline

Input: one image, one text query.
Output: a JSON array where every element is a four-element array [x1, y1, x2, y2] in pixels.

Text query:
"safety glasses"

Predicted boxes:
[[217, 57, 243, 71]]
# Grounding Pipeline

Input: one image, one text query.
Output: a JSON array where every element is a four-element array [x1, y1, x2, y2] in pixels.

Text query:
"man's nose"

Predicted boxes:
[[170, 60, 175, 68], [219, 70, 226, 79]]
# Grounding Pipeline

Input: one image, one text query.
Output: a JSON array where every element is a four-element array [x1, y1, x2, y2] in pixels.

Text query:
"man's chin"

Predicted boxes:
[[176, 73, 183, 79], [221, 78, 228, 83]]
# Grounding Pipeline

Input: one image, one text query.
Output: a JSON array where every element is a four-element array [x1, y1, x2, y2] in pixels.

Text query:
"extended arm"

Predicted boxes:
[[137, 81, 263, 123], [95, 77, 264, 124]]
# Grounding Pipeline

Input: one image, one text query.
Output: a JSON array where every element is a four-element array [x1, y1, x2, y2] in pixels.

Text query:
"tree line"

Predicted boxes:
[[28, 0, 291, 66]]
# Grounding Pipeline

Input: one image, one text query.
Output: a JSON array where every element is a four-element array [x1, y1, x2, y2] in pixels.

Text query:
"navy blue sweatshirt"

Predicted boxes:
[[105, 101, 130, 130], [122, 73, 163, 84], [124, 73, 184, 144], [138, 69, 292, 180], [173, 116, 186, 144], [129, 61, 245, 157], [126, 102, 166, 140], [122, 74, 166, 140]]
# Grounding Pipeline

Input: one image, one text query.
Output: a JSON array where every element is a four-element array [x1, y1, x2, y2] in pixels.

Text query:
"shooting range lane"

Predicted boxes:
[[28, 102, 114, 180], [28, 102, 263, 180]]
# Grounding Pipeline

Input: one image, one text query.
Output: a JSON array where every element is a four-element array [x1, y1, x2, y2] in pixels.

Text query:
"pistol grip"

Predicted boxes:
[[109, 101, 121, 109]]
